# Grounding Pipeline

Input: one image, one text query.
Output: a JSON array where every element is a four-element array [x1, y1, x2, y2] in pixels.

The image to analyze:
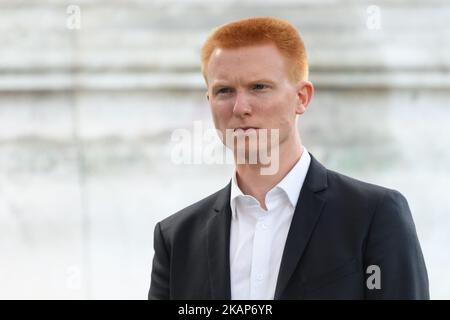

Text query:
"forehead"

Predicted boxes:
[[206, 44, 288, 84]]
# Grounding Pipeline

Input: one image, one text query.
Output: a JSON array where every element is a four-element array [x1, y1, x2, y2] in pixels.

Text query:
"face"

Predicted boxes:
[[206, 43, 313, 161]]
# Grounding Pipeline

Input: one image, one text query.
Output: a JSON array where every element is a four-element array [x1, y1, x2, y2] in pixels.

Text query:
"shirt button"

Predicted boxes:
[[257, 221, 267, 229], [256, 273, 264, 281]]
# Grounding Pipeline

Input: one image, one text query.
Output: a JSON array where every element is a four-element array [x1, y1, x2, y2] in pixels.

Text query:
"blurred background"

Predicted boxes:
[[0, 0, 449, 299]]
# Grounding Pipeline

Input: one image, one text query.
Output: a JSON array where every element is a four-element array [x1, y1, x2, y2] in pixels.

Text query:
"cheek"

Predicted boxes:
[[210, 102, 232, 128], [268, 96, 294, 120]]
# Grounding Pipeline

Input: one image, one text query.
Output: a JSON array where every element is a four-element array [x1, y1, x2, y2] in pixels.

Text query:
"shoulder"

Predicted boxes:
[[325, 168, 412, 225], [157, 183, 230, 235], [325, 168, 395, 202]]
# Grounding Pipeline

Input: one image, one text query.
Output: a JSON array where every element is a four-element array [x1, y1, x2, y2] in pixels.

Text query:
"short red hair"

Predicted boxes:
[[201, 17, 309, 84]]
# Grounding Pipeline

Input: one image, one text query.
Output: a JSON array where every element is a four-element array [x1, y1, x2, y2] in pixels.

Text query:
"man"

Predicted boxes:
[[149, 17, 429, 299]]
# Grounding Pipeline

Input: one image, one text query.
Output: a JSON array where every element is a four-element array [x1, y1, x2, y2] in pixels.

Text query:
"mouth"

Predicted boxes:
[[233, 127, 259, 133], [232, 127, 260, 138]]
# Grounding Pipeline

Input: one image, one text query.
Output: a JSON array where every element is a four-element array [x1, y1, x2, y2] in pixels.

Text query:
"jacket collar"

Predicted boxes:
[[274, 153, 328, 299], [207, 152, 328, 300], [207, 182, 232, 299]]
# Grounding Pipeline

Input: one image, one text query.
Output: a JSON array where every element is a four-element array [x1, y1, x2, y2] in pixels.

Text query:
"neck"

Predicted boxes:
[[234, 135, 303, 210]]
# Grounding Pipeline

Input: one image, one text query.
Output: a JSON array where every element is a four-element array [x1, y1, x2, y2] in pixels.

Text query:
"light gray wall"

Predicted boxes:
[[0, 0, 449, 299]]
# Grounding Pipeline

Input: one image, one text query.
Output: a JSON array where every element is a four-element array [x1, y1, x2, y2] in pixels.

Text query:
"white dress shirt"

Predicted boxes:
[[229, 147, 311, 300]]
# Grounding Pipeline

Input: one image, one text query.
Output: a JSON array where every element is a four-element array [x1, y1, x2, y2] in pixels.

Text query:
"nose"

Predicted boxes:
[[232, 90, 252, 118]]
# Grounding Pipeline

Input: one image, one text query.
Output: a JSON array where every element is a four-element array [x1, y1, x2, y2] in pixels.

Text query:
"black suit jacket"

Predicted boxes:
[[149, 153, 429, 299]]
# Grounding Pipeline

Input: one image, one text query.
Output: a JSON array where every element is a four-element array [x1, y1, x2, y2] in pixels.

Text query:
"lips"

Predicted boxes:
[[234, 127, 259, 132], [233, 127, 259, 136]]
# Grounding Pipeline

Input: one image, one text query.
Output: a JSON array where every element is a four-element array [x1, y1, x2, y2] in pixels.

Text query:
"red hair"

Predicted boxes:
[[201, 17, 309, 83]]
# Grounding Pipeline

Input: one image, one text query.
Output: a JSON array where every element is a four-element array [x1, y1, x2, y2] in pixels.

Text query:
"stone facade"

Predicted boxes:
[[0, 0, 449, 299]]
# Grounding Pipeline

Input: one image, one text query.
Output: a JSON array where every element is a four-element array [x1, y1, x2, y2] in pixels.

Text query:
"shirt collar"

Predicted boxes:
[[230, 146, 311, 218]]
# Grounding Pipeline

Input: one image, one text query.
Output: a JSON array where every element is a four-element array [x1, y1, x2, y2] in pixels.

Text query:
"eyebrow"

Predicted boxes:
[[211, 79, 276, 90], [248, 79, 276, 85]]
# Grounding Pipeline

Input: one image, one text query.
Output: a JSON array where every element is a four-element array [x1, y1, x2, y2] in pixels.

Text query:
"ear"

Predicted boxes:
[[206, 91, 210, 102], [294, 80, 314, 115]]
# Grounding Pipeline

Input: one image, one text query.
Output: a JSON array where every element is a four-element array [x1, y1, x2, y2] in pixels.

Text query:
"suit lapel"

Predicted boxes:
[[206, 154, 328, 300], [207, 182, 232, 299], [274, 154, 328, 299]]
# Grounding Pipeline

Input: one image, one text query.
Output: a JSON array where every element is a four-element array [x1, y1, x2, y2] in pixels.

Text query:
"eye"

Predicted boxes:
[[216, 87, 233, 95], [253, 84, 268, 90]]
